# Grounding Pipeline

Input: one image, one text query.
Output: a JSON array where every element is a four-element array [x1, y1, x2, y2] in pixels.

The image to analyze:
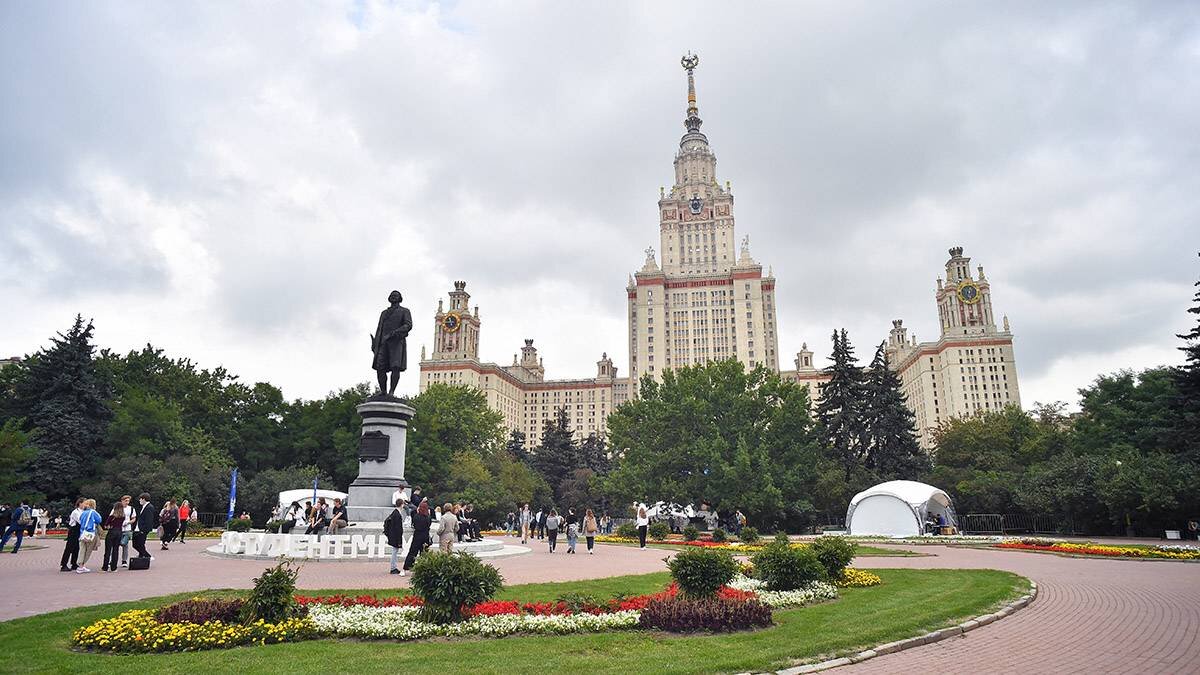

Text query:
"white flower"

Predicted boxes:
[[307, 605, 641, 640]]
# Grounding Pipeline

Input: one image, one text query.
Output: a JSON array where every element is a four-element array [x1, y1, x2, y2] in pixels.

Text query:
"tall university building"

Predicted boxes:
[[419, 54, 1021, 449]]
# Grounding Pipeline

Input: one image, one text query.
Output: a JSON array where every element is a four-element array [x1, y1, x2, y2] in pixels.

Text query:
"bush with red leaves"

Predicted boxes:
[[638, 596, 773, 632], [156, 597, 246, 624]]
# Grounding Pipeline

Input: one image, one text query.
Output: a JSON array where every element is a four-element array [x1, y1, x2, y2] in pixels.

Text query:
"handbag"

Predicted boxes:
[[80, 530, 97, 543]]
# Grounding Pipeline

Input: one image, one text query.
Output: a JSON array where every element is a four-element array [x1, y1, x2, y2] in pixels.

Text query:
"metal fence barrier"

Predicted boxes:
[[962, 513, 1076, 535]]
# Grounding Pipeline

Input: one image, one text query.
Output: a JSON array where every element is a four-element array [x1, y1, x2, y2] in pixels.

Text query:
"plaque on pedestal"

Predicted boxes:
[[346, 397, 415, 524]]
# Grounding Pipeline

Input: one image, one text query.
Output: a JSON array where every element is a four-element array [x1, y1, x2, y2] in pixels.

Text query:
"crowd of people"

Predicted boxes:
[[0, 493, 198, 573]]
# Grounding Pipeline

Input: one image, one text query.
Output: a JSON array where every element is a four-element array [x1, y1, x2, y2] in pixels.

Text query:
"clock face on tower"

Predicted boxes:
[[957, 281, 981, 304], [441, 312, 462, 333], [689, 197, 703, 215]]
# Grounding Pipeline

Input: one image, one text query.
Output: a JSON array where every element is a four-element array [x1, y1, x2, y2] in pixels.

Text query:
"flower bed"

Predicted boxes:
[[996, 539, 1200, 560], [73, 574, 845, 653], [71, 609, 315, 653], [836, 568, 883, 588]]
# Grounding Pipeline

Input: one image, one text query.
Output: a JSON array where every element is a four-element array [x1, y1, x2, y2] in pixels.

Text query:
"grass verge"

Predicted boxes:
[[0, 568, 1026, 674]]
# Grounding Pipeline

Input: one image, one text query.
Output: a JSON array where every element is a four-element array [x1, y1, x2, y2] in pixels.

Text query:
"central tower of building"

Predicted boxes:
[[627, 53, 780, 395]]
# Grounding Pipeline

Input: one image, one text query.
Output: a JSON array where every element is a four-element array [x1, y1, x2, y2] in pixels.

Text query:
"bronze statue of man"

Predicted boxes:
[[371, 290, 412, 396]]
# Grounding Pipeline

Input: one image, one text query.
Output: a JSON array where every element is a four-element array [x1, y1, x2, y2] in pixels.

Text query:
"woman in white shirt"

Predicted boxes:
[[635, 503, 650, 550]]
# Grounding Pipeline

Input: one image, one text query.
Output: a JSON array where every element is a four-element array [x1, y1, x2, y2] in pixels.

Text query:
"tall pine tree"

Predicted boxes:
[[863, 342, 929, 479], [816, 329, 867, 478], [528, 407, 579, 502], [1174, 255, 1200, 459], [13, 316, 111, 500]]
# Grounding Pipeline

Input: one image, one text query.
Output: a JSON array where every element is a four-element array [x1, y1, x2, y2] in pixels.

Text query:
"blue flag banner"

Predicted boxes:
[[312, 476, 319, 505], [227, 468, 238, 521]]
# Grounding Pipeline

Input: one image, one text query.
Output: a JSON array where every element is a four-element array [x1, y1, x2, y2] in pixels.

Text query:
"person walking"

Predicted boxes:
[[0, 499, 32, 553], [565, 508, 579, 554], [133, 493, 155, 560], [404, 499, 432, 572], [60, 497, 85, 572], [519, 503, 532, 544], [75, 499, 103, 573], [384, 497, 406, 576], [438, 502, 458, 553], [545, 509, 560, 553], [177, 500, 191, 543], [635, 503, 650, 550], [101, 501, 125, 572], [159, 500, 179, 550], [537, 508, 548, 540], [583, 508, 599, 555]]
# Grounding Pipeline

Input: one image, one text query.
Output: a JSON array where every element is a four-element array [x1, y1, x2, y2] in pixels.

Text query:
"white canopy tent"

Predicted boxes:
[[277, 489, 347, 516], [845, 480, 957, 537]]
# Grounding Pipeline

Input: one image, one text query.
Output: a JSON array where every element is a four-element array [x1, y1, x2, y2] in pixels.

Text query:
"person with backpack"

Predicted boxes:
[[583, 508, 599, 555], [565, 508, 579, 554], [0, 499, 32, 553], [383, 497, 406, 576], [60, 497, 85, 572], [545, 509, 561, 553]]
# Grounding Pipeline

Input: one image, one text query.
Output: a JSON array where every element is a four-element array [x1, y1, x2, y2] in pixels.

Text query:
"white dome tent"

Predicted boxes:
[[846, 480, 957, 537]]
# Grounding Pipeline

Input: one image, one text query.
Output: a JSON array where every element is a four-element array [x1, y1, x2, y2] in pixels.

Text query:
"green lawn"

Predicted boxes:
[[0, 568, 1026, 674]]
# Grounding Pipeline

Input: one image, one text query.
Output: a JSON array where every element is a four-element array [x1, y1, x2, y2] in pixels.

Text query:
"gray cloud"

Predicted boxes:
[[1, 1, 1197, 408]]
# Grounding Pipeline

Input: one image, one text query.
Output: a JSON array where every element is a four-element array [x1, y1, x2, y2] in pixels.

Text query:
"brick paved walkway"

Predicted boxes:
[[0, 534, 669, 621], [849, 545, 1200, 674], [3, 537, 1197, 674]]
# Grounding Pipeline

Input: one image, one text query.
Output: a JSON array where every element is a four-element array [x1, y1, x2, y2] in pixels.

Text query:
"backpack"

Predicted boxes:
[[16, 508, 32, 527]]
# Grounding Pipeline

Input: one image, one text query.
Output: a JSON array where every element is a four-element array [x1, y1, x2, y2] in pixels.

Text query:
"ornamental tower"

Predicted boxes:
[[658, 51, 738, 275], [936, 246, 997, 336], [628, 54, 779, 395], [430, 280, 480, 361]]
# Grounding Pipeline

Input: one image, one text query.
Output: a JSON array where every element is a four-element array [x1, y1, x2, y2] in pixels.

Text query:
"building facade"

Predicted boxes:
[[418, 55, 1022, 451], [780, 246, 1022, 448], [627, 53, 780, 396], [417, 281, 624, 442]]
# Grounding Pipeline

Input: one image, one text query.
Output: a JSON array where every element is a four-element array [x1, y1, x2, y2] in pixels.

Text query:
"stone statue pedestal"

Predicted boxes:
[[346, 396, 415, 524]]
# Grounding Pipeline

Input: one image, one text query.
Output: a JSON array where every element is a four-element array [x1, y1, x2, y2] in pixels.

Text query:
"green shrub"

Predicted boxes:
[[774, 531, 790, 545], [648, 522, 671, 540], [638, 596, 772, 632], [751, 542, 826, 590], [615, 522, 638, 539], [683, 525, 700, 541], [265, 519, 284, 534], [411, 552, 504, 623], [810, 536, 857, 579], [739, 527, 760, 544], [667, 548, 739, 598], [226, 517, 252, 532], [711, 528, 727, 543], [556, 592, 602, 613], [241, 560, 302, 624]]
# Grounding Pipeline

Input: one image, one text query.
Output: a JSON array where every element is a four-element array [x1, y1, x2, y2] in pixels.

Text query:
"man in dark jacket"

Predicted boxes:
[[384, 498, 406, 576], [133, 493, 155, 559]]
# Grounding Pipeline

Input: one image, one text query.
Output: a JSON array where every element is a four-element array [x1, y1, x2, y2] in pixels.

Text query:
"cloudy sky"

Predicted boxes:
[[2, 1, 1197, 408]]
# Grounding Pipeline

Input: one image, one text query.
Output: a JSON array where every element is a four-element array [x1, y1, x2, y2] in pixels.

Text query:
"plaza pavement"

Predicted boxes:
[[1, 536, 1198, 673]]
